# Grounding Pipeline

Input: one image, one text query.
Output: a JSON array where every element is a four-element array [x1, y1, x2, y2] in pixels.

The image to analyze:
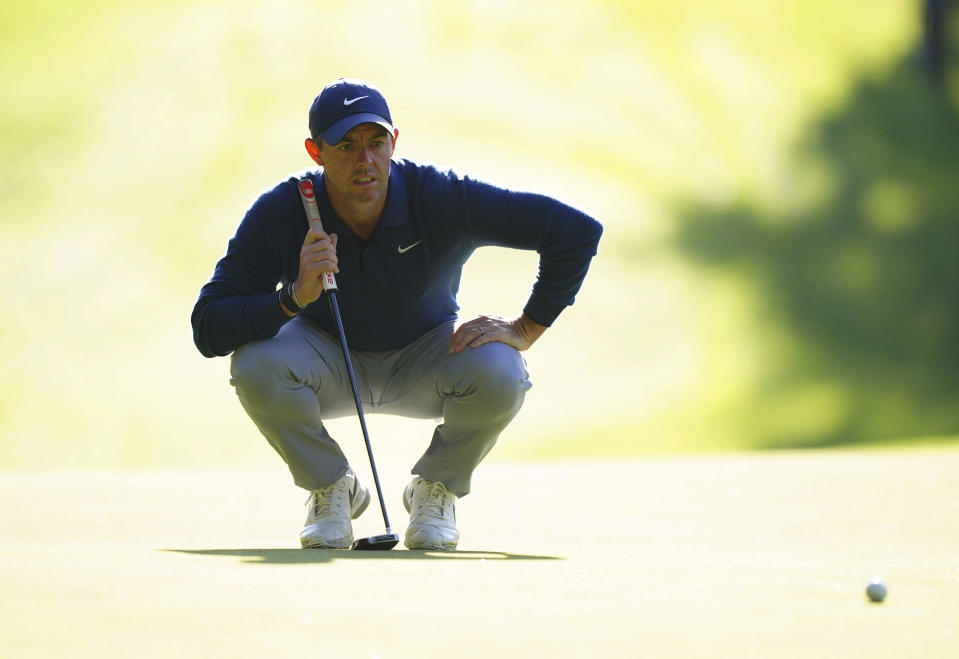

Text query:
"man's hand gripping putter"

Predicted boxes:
[[297, 179, 338, 293]]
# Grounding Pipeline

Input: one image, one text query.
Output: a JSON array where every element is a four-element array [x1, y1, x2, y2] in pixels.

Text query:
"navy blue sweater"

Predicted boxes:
[[192, 159, 603, 357]]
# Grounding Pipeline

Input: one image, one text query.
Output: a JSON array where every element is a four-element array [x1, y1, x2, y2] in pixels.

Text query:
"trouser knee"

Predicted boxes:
[[449, 343, 531, 417], [230, 340, 292, 411]]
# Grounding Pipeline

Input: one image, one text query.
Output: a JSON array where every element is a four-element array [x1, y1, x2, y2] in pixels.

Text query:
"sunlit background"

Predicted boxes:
[[2, 0, 957, 469]]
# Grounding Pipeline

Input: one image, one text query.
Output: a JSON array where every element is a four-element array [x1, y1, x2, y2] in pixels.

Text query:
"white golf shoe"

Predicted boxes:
[[403, 476, 459, 550], [300, 468, 370, 549]]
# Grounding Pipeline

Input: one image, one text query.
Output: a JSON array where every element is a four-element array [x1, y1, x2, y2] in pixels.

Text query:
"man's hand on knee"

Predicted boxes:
[[448, 313, 547, 353]]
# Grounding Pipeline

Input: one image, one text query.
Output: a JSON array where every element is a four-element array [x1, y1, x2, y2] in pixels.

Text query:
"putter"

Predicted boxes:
[[298, 178, 400, 551]]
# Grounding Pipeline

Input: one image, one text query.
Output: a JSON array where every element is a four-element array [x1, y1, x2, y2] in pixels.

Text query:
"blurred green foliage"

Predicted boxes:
[[1, 0, 954, 467], [676, 48, 959, 447]]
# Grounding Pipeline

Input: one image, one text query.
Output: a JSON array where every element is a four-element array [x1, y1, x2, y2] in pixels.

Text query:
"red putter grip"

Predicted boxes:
[[297, 179, 338, 292]]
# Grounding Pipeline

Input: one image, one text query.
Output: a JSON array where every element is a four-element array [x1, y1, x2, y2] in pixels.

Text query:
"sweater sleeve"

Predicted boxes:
[[191, 203, 292, 358], [455, 174, 604, 327]]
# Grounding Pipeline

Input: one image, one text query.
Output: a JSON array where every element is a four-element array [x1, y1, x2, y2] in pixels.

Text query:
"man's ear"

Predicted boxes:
[[390, 129, 399, 155], [304, 138, 323, 166]]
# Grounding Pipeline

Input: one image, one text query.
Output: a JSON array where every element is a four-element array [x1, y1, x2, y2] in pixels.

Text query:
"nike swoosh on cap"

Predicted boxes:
[[343, 96, 369, 106]]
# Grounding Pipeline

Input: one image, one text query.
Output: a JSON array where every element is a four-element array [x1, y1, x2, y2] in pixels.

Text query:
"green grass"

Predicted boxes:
[[3, 449, 959, 657]]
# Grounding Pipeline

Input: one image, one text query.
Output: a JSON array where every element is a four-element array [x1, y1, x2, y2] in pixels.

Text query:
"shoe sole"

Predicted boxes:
[[404, 538, 458, 551], [404, 525, 459, 551], [300, 536, 353, 549]]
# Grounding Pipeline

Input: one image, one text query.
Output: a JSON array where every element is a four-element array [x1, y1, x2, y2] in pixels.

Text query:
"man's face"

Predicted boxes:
[[314, 123, 396, 210]]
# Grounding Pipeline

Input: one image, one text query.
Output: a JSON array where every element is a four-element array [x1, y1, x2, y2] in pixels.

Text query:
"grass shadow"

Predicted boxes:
[[162, 548, 563, 564]]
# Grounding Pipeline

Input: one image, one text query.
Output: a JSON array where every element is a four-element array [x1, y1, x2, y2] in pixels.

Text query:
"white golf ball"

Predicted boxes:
[[866, 576, 887, 603]]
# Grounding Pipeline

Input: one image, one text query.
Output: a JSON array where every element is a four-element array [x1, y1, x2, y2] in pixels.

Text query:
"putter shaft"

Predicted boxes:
[[328, 290, 393, 535]]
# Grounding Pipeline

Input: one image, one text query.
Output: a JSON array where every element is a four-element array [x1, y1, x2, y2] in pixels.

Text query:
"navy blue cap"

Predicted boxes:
[[308, 78, 395, 145]]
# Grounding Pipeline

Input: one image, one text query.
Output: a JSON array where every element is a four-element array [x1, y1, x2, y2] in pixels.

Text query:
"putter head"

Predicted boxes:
[[352, 533, 400, 551]]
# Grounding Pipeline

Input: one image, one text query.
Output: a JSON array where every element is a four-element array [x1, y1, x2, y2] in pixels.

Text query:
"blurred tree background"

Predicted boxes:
[[0, 0, 956, 468], [676, 52, 959, 448]]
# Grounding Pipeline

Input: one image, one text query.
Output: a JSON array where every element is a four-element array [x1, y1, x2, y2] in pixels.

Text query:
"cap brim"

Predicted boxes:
[[321, 113, 395, 145]]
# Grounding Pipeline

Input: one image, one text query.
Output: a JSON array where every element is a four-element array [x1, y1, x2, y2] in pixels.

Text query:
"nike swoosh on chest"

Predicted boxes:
[[397, 240, 422, 254]]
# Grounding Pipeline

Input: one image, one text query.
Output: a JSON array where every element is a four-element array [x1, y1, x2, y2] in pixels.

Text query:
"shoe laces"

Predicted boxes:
[[415, 480, 454, 521], [305, 480, 348, 521]]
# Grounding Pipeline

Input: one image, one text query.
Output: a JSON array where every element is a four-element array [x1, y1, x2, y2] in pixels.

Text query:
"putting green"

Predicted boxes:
[[2, 449, 958, 657]]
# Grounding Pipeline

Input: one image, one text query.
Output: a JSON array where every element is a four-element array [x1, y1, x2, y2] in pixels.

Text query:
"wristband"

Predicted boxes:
[[279, 282, 303, 314]]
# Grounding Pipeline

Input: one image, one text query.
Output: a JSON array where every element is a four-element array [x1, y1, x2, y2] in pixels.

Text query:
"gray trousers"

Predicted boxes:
[[229, 318, 531, 496]]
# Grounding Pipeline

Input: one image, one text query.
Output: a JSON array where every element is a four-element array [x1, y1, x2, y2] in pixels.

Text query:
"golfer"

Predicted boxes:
[[191, 78, 603, 550]]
